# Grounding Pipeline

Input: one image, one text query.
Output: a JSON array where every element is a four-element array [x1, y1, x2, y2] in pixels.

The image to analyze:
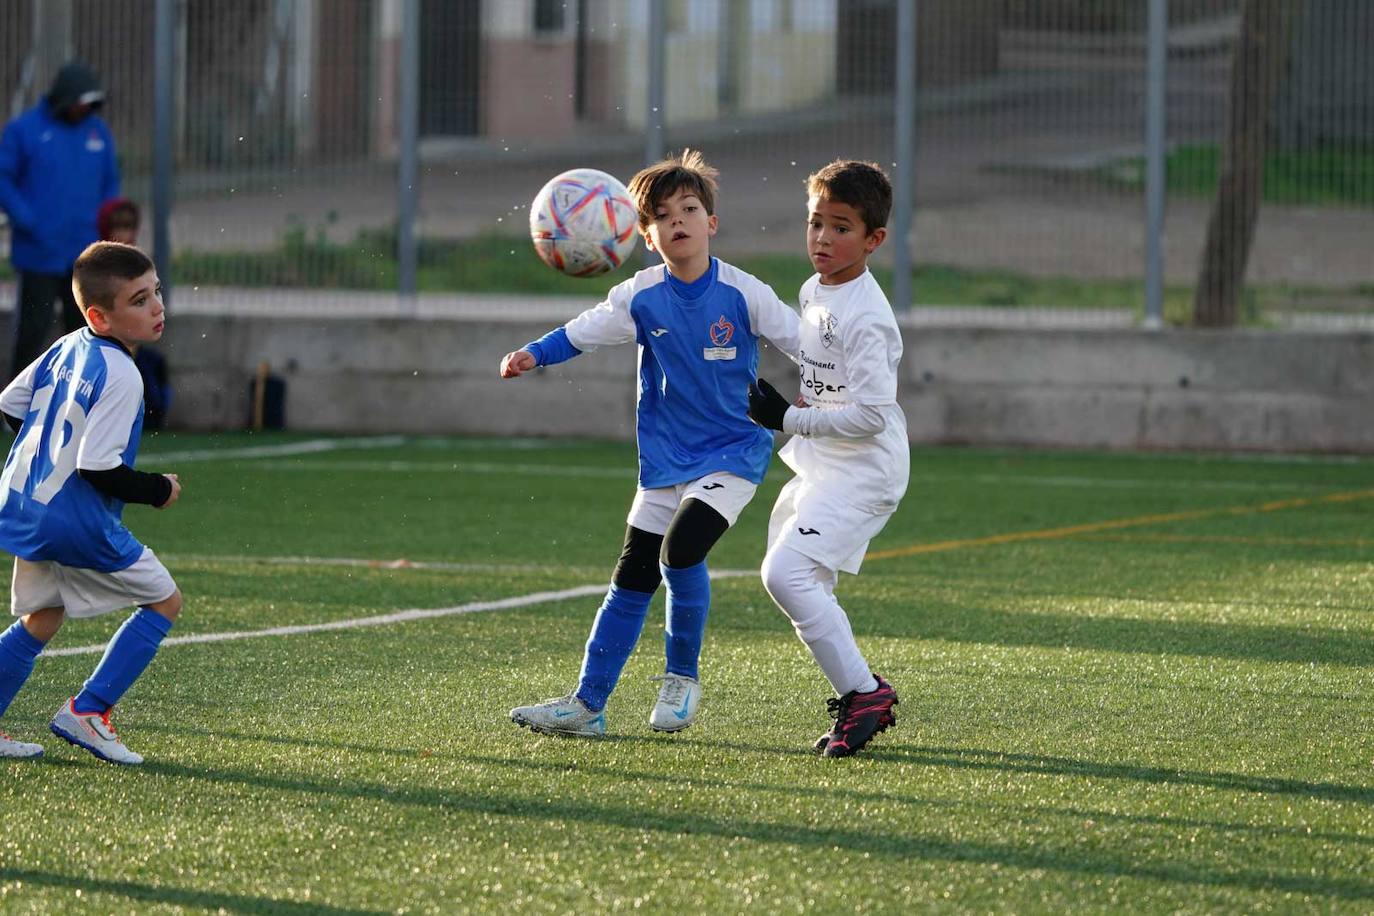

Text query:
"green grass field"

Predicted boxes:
[[2, 433, 1373, 913]]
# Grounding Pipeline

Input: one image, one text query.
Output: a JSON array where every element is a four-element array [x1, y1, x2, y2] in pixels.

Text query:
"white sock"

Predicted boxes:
[[761, 544, 876, 696]]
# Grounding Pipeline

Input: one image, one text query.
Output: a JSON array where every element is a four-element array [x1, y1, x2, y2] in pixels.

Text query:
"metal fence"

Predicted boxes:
[[1, 0, 1370, 328]]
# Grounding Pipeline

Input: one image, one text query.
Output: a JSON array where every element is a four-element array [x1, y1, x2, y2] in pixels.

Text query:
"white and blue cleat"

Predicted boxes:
[[510, 693, 607, 738], [648, 673, 700, 733]]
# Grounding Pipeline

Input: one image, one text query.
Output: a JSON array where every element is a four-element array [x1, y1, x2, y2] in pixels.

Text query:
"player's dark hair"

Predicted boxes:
[[806, 159, 893, 233], [73, 241, 155, 310], [627, 149, 719, 229]]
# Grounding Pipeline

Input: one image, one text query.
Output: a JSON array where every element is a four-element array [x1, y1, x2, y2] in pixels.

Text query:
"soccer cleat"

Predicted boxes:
[[0, 729, 43, 759], [648, 673, 700, 732], [49, 699, 144, 765], [814, 675, 898, 758], [510, 694, 606, 738]]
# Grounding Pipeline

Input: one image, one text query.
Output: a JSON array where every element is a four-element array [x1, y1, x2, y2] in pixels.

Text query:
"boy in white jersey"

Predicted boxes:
[[747, 160, 908, 758], [500, 150, 799, 737], [0, 241, 182, 764]]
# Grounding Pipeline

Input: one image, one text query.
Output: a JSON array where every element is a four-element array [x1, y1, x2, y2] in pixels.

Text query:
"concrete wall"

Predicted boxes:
[[160, 314, 1374, 454]]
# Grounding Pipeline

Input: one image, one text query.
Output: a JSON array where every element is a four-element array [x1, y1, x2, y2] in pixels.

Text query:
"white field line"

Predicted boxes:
[[140, 436, 578, 464], [142, 436, 408, 463], [134, 436, 1372, 488], [255, 459, 633, 479], [161, 553, 613, 575], [134, 434, 1374, 473], [244, 458, 1341, 492], [41, 567, 756, 659]]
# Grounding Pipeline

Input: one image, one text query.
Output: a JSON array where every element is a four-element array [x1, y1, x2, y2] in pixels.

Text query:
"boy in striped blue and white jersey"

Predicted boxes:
[[502, 150, 800, 737], [0, 242, 182, 764]]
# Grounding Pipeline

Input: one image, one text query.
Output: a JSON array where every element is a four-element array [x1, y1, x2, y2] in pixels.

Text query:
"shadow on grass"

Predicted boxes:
[[140, 722, 1374, 807], [880, 605, 1374, 668], [135, 720, 657, 755], [467, 749, 1374, 850], [0, 869, 383, 915], [868, 744, 1374, 805], [134, 758, 1374, 902]]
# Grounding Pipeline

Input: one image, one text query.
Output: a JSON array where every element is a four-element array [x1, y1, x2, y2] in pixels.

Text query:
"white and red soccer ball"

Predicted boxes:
[[529, 168, 638, 277]]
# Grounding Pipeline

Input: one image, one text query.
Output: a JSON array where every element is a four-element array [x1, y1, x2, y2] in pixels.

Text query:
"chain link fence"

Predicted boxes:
[[1, 0, 1369, 327]]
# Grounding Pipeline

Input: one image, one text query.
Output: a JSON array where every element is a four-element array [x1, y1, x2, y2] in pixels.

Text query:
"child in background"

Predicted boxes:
[[97, 197, 140, 245], [0, 241, 182, 764], [747, 160, 909, 757], [96, 198, 172, 428], [500, 150, 799, 737]]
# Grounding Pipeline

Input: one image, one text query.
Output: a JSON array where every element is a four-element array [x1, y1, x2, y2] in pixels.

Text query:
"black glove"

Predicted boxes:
[[748, 377, 791, 431]]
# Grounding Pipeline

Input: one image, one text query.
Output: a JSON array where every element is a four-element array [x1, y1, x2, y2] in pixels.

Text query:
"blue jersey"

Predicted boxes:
[[0, 330, 147, 571], [559, 258, 800, 488]]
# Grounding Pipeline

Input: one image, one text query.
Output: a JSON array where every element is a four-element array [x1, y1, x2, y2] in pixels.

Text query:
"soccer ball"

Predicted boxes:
[[529, 168, 639, 277]]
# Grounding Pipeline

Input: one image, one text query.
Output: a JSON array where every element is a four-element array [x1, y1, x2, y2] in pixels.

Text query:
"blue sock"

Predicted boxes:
[[574, 584, 654, 712], [662, 561, 710, 679], [0, 620, 46, 718], [74, 608, 172, 714]]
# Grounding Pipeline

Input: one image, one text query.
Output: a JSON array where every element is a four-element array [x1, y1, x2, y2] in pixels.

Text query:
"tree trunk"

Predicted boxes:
[[1193, 0, 1296, 327]]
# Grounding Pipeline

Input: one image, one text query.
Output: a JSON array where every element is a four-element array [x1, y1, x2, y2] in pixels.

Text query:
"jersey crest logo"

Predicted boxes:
[[819, 313, 838, 349], [709, 315, 735, 347]]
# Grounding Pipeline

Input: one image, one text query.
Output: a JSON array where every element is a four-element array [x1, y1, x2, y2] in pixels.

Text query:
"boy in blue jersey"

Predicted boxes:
[[501, 150, 799, 737], [0, 242, 182, 764]]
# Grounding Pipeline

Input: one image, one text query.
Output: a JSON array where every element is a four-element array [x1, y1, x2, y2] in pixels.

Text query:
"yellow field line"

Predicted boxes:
[[866, 488, 1374, 561], [1083, 534, 1372, 548]]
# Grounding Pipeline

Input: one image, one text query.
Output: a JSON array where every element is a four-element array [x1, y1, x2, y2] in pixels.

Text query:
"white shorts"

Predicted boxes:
[[766, 477, 896, 575], [10, 548, 177, 619], [626, 471, 758, 536]]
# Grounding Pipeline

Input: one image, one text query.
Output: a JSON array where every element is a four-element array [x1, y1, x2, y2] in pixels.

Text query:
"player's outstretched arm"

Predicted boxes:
[[742, 277, 802, 362], [499, 350, 537, 379], [79, 465, 178, 507]]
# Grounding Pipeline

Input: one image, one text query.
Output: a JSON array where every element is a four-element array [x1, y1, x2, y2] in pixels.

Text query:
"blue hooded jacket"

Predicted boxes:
[[0, 63, 120, 274]]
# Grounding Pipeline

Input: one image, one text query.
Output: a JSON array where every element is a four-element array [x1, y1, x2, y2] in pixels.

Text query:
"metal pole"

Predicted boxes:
[[152, 0, 174, 298], [646, 0, 665, 165], [1143, 0, 1167, 330], [397, 0, 420, 299], [643, 0, 666, 265], [891, 0, 917, 310]]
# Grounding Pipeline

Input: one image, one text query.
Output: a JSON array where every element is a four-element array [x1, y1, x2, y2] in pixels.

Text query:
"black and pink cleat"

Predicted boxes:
[[813, 675, 898, 758]]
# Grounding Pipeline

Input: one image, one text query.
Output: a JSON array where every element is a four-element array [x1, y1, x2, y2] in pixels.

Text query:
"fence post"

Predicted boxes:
[[153, 0, 175, 298], [643, 0, 666, 266], [397, 0, 420, 300], [1143, 0, 1167, 329], [891, 0, 917, 310]]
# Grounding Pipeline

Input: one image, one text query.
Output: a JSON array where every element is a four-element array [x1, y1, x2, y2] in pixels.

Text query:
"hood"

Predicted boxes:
[[45, 61, 105, 113]]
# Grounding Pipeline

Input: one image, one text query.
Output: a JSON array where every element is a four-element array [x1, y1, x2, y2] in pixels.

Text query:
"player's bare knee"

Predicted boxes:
[[22, 606, 65, 642], [148, 589, 183, 622]]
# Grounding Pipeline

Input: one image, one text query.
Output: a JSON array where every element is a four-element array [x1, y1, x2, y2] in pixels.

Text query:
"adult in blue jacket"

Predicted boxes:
[[0, 62, 120, 380]]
